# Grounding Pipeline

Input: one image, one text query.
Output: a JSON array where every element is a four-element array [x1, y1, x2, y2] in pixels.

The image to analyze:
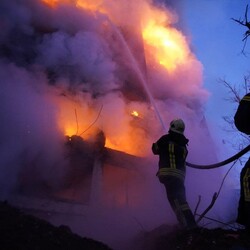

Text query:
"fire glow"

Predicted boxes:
[[41, 0, 199, 156], [142, 21, 190, 71], [76, 0, 105, 12], [42, 0, 106, 12], [41, 0, 191, 72], [42, 0, 59, 7], [131, 110, 139, 117]]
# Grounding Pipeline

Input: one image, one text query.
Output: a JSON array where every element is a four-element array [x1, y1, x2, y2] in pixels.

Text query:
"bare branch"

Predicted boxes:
[[194, 195, 201, 217], [245, 4, 249, 27], [232, 5, 250, 53], [74, 108, 79, 135], [78, 105, 103, 136], [231, 17, 247, 27], [218, 78, 241, 103], [244, 75, 250, 93], [219, 76, 250, 151], [196, 192, 217, 224]]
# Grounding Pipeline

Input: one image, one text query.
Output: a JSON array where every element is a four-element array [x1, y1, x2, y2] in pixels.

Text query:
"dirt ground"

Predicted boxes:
[[134, 224, 250, 250], [1, 200, 250, 250], [0, 201, 112, 250]]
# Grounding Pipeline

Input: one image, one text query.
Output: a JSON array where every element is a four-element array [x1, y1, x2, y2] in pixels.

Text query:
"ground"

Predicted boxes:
[[0, 201, 112, 250], [1, 200, 250, 250], [135, 224, 250, 250]]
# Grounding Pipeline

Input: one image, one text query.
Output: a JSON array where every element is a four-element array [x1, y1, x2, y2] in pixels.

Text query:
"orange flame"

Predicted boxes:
[[131, 110, 139, 117], [76, 0, 105, 12], [140, 3, 191, 73], [142, 22, 189, 72], [104, 132, 145, 157], [42, 0, 106, 13], [42, 0, 59, 7], [54, 95, 97, 140]]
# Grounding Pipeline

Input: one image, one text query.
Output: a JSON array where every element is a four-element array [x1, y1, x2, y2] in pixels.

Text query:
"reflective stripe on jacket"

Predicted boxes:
[[153, 131, 188, 181], [243, 168, 250, 202]]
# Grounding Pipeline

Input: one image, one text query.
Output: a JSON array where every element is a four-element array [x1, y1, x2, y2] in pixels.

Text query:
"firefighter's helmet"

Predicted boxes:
[[169, 119, 185, 134]]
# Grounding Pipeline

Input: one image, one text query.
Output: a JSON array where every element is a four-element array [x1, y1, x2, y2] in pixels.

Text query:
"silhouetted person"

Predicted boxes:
[[235, 93, 250, 236], [152, 119, 197, 232], [237, 158, 250, 235]]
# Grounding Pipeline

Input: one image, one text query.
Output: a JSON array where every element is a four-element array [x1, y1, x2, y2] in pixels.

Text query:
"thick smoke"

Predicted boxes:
[[0, 0, 237, 249]]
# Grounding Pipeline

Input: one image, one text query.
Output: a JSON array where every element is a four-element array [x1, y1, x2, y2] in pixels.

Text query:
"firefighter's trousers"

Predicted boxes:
[[159, 176, 197, 230], [237, 157, 250, 230]]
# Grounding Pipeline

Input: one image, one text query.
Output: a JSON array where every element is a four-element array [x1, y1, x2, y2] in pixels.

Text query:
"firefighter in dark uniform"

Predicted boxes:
[[152, 119, 197, 231], [237, 158, 250, 235], [235, 93, 250, 236]]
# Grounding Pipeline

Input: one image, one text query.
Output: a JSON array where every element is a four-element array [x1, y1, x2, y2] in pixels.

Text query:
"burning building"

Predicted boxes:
[[0, 0, 220, 236]]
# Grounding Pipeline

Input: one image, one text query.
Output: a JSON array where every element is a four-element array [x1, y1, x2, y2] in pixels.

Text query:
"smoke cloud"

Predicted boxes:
[[0, 0, 238, 249]]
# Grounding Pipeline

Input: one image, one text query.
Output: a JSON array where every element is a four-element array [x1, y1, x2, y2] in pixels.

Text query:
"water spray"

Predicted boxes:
[[107, 19, 167, 132]]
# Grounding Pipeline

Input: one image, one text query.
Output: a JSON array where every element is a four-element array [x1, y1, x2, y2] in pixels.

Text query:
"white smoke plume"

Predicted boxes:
[[0, 0, 237, 249]]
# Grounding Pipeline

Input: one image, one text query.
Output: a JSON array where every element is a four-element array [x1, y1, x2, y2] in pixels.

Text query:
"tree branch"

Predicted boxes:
[[232, 5, 250, 52], [196, 192, 217, 224]]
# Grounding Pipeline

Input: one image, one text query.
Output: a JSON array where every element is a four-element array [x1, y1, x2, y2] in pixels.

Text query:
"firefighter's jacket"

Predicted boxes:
[[152, 131, 189, 181]]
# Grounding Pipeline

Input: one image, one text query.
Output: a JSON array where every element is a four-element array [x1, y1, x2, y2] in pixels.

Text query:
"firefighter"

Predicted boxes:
[[152, 118, 197, 231], [237, 158, 250, 235], [234, 93, 250, 236]]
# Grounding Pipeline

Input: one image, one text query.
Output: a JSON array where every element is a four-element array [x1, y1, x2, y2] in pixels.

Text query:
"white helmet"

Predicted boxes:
[[169, 119, 185, 134]]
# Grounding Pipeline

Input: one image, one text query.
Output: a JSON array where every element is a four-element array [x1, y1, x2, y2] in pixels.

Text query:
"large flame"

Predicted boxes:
[[139, 4, 192, 73], [142, 21, 190, 72]]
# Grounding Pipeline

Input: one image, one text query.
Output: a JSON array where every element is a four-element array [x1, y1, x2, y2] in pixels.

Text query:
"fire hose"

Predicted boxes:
[[187, 144, 250, 223], [186, 144, 250, 169]]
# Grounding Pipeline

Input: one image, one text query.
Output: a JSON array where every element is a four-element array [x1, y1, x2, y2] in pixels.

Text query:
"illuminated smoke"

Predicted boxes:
[[0, 0, 232, 249]]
